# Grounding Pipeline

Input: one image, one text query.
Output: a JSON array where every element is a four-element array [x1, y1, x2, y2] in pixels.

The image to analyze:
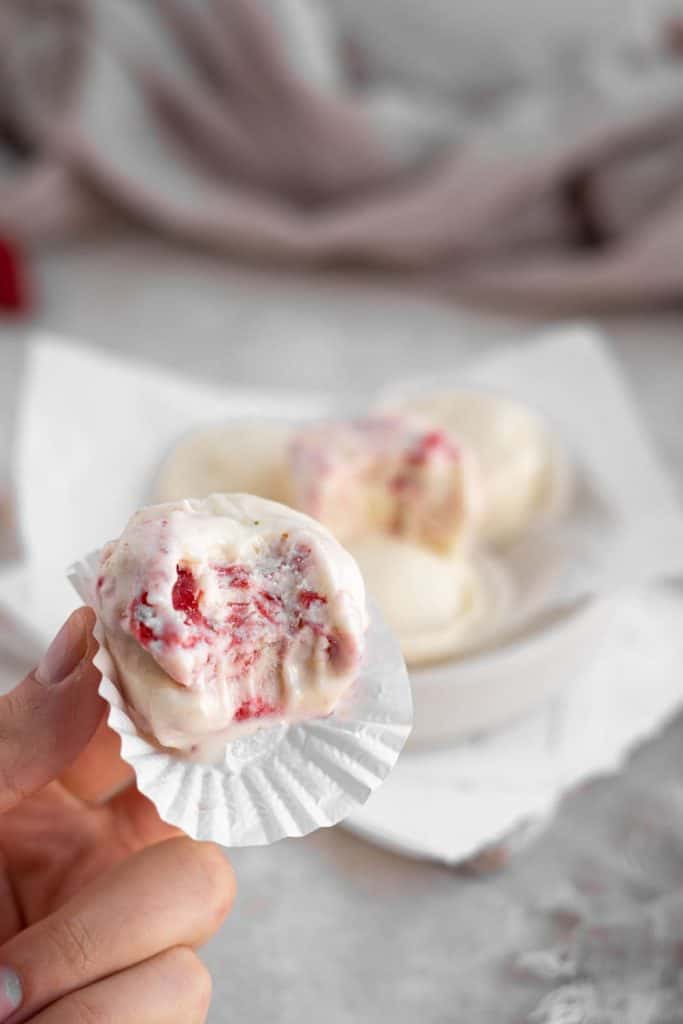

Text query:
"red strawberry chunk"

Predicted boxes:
[[234, 697, 278, 721], [172, 566, 204, 626], [298, 590, 327, 609], [131, 591, 157, 646]]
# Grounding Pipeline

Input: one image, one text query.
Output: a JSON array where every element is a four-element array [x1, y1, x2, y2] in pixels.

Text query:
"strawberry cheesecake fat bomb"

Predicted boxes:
[[287, 415, 480, 554], [95, 494, 368, 752]]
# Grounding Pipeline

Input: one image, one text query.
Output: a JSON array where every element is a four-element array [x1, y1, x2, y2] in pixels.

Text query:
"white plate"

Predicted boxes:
[[408, 596, 614, 746]]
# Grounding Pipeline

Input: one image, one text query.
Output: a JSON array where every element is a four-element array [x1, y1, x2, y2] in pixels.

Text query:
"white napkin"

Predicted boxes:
[[8, 335, 332, 640], [345, 586, 683, 864]]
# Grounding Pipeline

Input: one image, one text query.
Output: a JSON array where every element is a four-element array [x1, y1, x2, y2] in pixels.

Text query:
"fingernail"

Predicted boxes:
[[0, 967, 22, 1018], [35, 610, 92, 687]]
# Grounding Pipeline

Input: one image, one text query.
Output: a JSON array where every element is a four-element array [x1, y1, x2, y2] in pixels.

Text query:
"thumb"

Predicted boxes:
[[0, 606, 104, 814]]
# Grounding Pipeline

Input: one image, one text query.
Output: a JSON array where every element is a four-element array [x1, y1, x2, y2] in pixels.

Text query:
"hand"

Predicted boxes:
[[0, 607, 235, 1022]]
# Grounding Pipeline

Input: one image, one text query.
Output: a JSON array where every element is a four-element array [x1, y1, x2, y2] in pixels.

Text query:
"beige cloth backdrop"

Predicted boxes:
[[2, 0, 683, 308]]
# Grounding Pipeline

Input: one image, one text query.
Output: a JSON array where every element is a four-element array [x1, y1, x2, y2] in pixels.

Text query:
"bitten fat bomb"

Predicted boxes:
[[95, 494, 368, 752]]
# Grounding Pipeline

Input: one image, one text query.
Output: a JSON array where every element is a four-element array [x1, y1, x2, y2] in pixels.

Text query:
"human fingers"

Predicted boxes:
[[59, 716, 135, 805], [0, 838, 234, 1023], [30, 947, 212, 1024], [107, 783, 183, 850], [0, 608, 102, 814]]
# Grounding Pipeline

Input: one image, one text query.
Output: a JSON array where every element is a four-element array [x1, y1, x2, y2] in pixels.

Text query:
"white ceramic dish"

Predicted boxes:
[[407, 596, 615, 746]]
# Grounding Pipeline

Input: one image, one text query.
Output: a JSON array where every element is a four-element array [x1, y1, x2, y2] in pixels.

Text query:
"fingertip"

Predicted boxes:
[[73, 604, 97, 632], [35, 606, 98, 688], [70, 606, 99, 664], [161, 947, 213, 1017], [0, 611, 104, 811], [154, 837, 236, 937], [192, 841, 237, 932]]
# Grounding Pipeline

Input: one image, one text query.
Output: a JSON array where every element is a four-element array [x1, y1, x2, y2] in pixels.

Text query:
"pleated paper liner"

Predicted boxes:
[[69, 549, 413, 847]]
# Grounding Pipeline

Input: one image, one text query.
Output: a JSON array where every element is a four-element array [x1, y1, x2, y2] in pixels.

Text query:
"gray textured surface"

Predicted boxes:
[[1, 236, 682, 1023]]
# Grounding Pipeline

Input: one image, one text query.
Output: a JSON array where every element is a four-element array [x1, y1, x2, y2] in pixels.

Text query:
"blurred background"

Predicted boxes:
[[1, 2, 683, 1022]]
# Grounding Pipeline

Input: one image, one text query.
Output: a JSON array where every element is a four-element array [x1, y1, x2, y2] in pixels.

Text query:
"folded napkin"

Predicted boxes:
[[2, 0, 683, 308]]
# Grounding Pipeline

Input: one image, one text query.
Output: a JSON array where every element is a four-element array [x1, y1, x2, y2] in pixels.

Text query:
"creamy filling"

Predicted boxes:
[[122, 538, 349, 702]]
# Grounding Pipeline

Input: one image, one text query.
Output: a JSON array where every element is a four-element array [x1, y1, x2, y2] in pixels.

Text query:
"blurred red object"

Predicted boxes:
[[0, 238, 30, 314]]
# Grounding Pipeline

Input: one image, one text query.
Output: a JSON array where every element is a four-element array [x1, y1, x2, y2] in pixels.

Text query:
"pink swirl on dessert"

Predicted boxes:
[[127, 540, 349, 711], [95, 494, 367, 751], [287, 415, 480, 553]]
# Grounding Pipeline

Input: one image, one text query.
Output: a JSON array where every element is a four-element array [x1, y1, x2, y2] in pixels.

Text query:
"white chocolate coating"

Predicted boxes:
[[386, 392, 556, 545], [155, 422, 292, 505], [96, 494, 368, 751], [347, 535, 500, 665]]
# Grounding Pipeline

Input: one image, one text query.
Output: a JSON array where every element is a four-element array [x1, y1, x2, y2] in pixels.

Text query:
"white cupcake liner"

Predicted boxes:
[[69, 550, 412, 847]]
